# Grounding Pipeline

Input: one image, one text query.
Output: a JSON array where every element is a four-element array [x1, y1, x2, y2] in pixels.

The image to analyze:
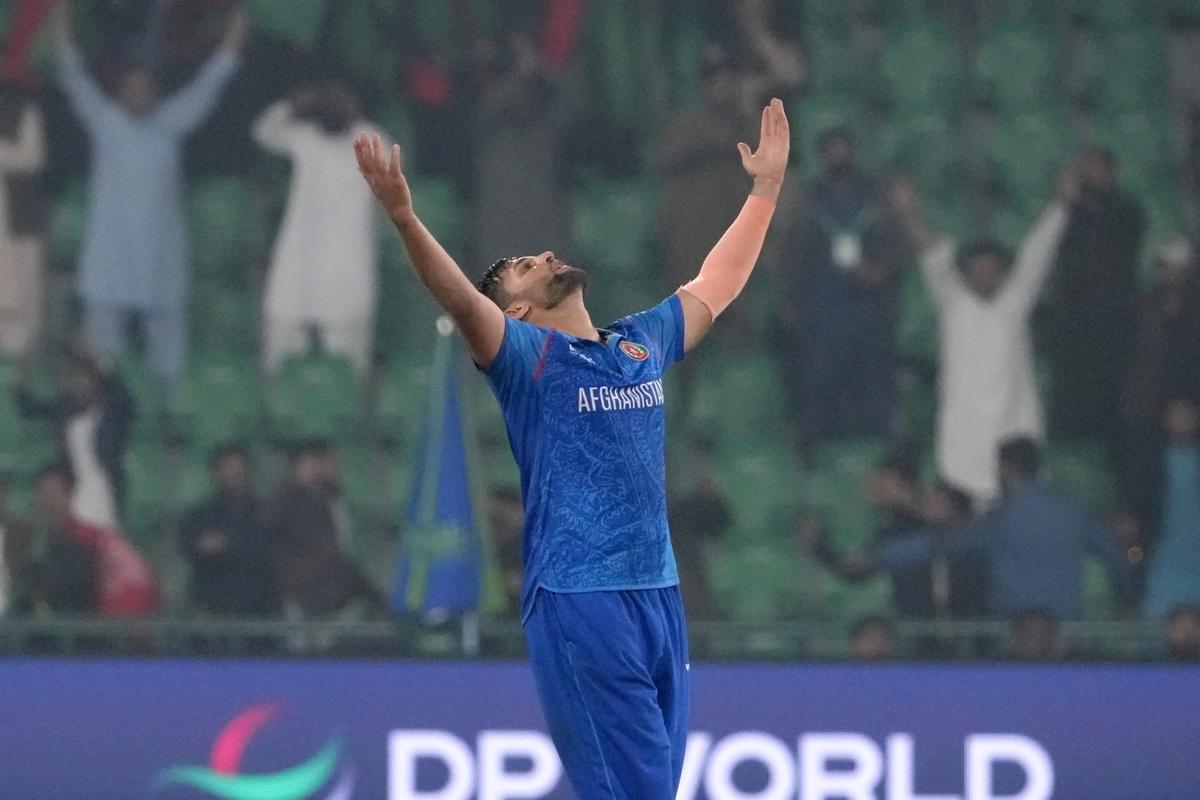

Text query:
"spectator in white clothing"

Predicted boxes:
[[255, 81, 381, 376], [891, 174, 1072, 504]]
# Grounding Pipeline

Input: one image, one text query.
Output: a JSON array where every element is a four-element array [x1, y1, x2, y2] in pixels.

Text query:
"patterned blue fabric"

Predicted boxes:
[[483, 294, 686, 621]]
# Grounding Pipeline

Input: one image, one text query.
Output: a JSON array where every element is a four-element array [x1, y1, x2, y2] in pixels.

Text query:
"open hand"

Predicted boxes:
[[353, 133, 411, 218], [738, 98, 790, 197]]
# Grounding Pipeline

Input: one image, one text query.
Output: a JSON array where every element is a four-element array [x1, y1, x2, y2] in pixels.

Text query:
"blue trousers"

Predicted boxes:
[[525, 587, 690, 800]]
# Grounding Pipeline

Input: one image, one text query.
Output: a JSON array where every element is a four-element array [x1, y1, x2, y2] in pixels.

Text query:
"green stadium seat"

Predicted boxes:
[[689, 350, 790, 451], [1074, 0, 1159, 28], [805, 32, 861, 95], [1092, 111, 1171, 197], [715, 448, 801, 539], [712, 540, 803, 621], [268, 351, 362, 442], [47, 179, 87, 270], [332, 0, 399, 87], [802, 0, 858, 34], [245, 0, 328, 48], [339, 443, 381, 523], [188, 176, 251, 288], [123, 443, 166, 547], [1043, 438, 1117, 517], [985, 112, 1072, 212], [173, 354, 261, 452], [190, 288, 258, 357], [879, 20, 963, 113], [802, 439, 886, 554], [876, 110, 964, 194], [973, 26, 1062, 111], [175, 449, 213, 512], [571, 177, 657, 276], [374, 357, 432, 446], [1080, 28, 1167, 111]]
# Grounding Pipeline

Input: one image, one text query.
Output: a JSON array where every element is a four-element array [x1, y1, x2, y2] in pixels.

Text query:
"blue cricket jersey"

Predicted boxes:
[[482, 294, 686, 621]]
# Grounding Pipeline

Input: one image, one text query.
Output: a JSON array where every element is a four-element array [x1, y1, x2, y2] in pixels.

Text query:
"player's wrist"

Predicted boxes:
[[750, 175, 783, 203]]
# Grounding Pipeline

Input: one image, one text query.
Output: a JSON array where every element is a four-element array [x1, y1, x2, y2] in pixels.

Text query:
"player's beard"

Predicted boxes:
[[544, 266, 589, 308]]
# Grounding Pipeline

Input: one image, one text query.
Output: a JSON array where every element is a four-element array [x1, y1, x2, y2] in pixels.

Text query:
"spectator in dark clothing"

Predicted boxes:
[[849, 614, 896, 661], [1122, 240, 1200, 523], [918, 481, 989, 619], [1049, 147, 1145, 442], [1126, 240, 1200, 427], [877, 437, 1135, 619], [668, 442, 732, 620], [1008, 608, 1065, 662], [809, 458, 987, 620], [1164, 604, 1200, 662], [780, 127, 906, 442], [179, 444, 278, 617], [27, 464, 98, 615], [265, 440, 383, 618], [15, 340, 134, 530]]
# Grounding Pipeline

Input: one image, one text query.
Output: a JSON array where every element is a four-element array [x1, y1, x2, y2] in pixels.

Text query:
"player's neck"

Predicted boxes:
[[529, 293, 599, 342]]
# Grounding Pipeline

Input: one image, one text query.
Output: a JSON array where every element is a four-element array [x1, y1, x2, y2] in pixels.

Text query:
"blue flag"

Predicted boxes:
[[392, 318, 482, 616]]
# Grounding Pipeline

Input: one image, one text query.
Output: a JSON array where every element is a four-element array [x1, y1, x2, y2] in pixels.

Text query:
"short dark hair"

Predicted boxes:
[[35, 461, 75, 490], [998, 437, 1042, 477], [210, 442, 250, 470], [477, 258, 515, 308], [957, 239, 1013, 272]]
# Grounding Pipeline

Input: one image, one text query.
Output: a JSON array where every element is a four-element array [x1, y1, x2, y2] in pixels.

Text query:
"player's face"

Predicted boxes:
[[502, 251, 589, 312]]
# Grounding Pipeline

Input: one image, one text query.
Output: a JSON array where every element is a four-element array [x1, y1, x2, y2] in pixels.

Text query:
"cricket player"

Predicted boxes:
[[353, 97, 789, 799]]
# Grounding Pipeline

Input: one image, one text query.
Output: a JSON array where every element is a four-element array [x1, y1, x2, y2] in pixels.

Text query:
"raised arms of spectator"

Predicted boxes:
[[153, 5, 246, 134], [890, 178, 962, 308], [52, 1, 115, 129], [998, 196, 1070, 313], [251, 100, 300, 155], [353, 133, 506, 367], [0, 107, 44, 171], [677, 99, 789, 352]]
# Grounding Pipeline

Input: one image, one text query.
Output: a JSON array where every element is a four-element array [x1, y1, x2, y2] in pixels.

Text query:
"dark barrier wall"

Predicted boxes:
[[0, 660, 1196, 800]]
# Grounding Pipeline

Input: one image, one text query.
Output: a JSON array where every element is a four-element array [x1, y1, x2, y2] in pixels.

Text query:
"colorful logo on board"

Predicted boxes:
[[153, 704, 354, 799], [619, 341, 650, 361]]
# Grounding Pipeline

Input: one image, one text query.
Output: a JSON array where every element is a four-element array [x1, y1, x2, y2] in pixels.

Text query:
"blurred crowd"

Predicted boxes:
[[0, 0, 1199, 661]]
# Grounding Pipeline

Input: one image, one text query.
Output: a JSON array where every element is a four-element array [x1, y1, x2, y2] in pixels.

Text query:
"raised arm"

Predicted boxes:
[[890, 177, 961, 308], [677, 98, 789, 352], [252, 99, 300, 154], [354, 133, 505, 366], [154, 6, 246, 134], [999, 193, 1070, 313], [53, 1, 114, 128]]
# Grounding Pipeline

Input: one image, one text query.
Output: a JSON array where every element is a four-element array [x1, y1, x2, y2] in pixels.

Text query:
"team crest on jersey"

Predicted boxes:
[[619, 341, 650, 361]]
